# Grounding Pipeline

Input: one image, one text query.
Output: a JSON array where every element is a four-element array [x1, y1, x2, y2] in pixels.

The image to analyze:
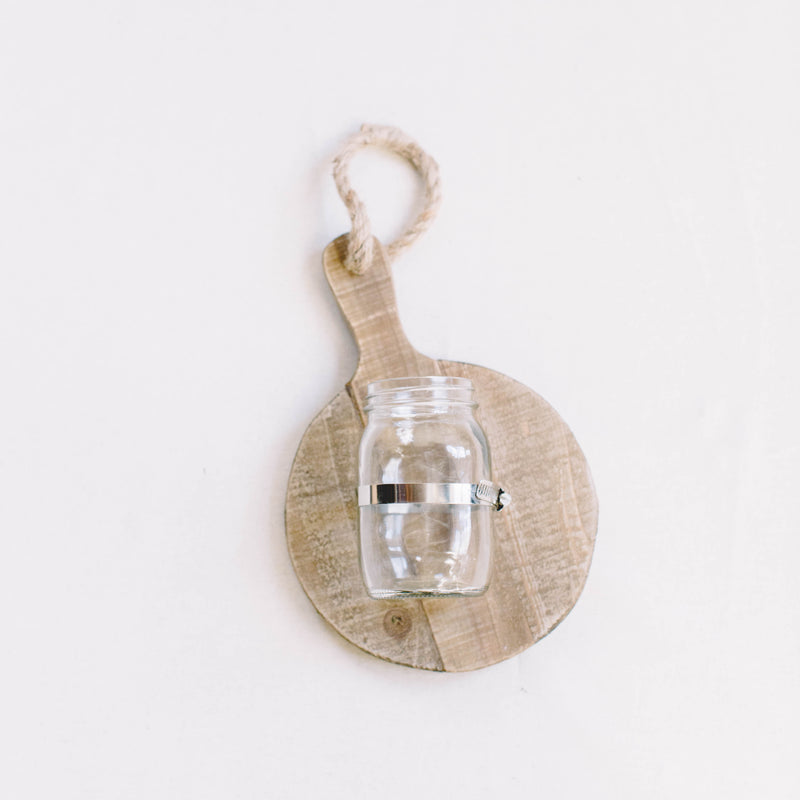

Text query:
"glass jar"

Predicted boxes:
[[357, 376, 507, 598]]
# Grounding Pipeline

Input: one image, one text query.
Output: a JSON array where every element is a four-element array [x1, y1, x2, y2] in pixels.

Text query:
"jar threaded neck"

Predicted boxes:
[[365, 376, 475, 413]]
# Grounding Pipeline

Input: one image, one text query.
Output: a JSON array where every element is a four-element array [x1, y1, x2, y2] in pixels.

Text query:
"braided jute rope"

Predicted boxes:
[[332, 124, 442, 275]]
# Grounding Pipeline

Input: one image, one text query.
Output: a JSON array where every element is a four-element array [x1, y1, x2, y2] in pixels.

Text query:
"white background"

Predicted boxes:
[[1, 1, 798, 798]]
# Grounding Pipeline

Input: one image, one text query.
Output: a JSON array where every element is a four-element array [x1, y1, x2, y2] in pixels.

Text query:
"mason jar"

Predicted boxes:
[[357, 376, 508, 598]]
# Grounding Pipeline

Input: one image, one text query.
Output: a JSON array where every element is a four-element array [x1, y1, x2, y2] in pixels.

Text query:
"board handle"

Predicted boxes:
[[323, 234, 438, 417]]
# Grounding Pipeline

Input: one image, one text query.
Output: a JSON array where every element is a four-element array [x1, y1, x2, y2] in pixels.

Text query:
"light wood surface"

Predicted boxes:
[[285, 235, 598, 671]]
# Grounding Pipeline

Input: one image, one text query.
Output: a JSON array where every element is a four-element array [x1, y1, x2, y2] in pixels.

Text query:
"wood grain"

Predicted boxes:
[[285, 235, 598, 671]]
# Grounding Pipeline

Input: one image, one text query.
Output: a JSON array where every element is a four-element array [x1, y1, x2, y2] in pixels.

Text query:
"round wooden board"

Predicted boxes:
[[285, 237, 598, 672]]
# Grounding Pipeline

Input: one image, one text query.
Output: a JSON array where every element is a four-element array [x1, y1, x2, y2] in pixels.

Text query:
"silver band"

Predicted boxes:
[[357, 480, 509, 510]]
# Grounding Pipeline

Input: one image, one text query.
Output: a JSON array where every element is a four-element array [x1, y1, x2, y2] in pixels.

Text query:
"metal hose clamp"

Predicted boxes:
[[357, 480, 510, 511]]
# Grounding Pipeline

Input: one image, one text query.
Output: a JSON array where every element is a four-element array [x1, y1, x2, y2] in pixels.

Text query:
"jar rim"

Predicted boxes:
[[366, 376, 473, 396], [365, 376, 476, 412]]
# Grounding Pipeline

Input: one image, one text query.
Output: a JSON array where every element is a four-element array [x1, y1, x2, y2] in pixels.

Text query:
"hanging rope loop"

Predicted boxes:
[[332, 123, 442, 275]]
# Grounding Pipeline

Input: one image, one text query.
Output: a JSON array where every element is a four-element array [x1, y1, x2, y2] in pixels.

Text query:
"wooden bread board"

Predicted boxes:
[[285, 235, 598, 671]]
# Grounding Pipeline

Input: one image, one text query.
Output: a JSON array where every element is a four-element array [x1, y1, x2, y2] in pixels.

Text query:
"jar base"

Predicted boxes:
[[367, 585, 489, 600]]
